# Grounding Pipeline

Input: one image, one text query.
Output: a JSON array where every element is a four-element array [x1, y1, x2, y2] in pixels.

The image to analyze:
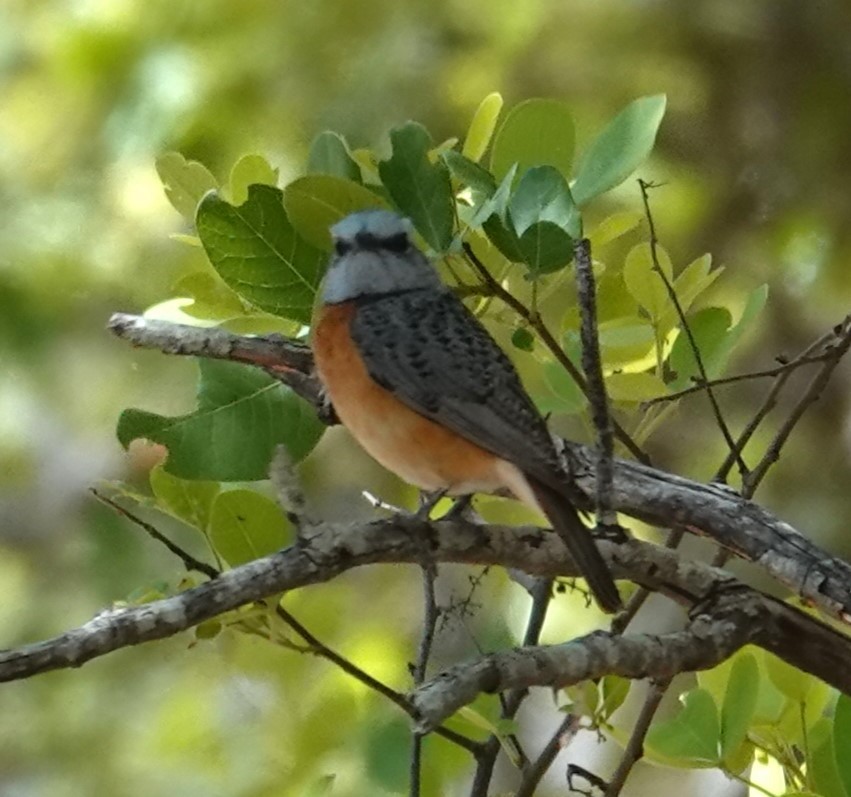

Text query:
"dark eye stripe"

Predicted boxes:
[[382, 232, 410, 253], [334, 239, 352, 256]]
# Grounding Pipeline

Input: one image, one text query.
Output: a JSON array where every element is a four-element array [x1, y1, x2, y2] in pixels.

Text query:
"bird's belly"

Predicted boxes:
[[312, 302, 513, 496]]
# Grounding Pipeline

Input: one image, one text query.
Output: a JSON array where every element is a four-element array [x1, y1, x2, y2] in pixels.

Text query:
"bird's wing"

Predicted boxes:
[[350, 288, 565, 487]]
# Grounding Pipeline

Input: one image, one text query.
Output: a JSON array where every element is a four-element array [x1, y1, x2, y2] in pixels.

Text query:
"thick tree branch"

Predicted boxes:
[[106, 312, 851, 622], [408, 585, 849, 732], [2, 520, 850, 700]]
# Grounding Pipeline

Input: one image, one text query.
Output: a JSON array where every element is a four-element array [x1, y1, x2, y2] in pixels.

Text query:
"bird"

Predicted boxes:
[[310, 209, 622, 613]]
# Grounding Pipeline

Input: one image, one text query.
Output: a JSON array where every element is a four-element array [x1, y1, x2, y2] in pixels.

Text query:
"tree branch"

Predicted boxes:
[[409, 585, 850, 732], [2, 519, 850, 703], [106, 312, 851, 622]]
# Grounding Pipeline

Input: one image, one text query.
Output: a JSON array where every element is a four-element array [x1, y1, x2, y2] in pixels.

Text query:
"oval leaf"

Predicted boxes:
[[508, 166, 580, 238], [605, 371, 667, 402], [209, 489, 292, 566], [307, 130, 362, 182], [463, 92, 504, 162], [720, 652, 759, 767], [149, 464, 220, 533], [833, 694, 851, 797], [196, 185, 325, 323], [572, 94, 667, 206], [490, 98, 575, 181], [377, 122, 454, 252], [229, 153, 279, 204], [283, 174, 387, 250], [623, 242, 674, 320], [117, 360, 324, 481], [156, 152, 218, 220], [645, 688, 720, 768]]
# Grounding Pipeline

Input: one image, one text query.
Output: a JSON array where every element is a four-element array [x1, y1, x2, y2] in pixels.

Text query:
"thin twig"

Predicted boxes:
[[638, 179, 747, 479], [462, 242, 651, 465], [744, 316, 851, 494], [411, 563, 440, 797], [271, 603, 480, 756], [469, 577, 554, 796], [604, 679, 669, 796], [714, 326, 841, 483], [90, 488, 219, 579], [645, 353, 834, 404], [515, 713, 583, 797], [574, 236, 617, 528]]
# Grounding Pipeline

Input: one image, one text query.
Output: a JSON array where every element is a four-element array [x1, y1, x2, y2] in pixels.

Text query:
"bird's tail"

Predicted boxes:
[[527, 477, 622, 613]]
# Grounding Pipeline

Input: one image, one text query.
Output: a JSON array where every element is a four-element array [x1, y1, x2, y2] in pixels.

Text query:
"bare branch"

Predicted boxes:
[[574, 236, 618, 528], [91, 488, 220, 579], [409, 586, 851, 732], [604, 679, 668, 796], [106, 312, 851, 622], [638, 179, 745, 478], [108, 313, 325, 412], [2, 519, 850, 700]]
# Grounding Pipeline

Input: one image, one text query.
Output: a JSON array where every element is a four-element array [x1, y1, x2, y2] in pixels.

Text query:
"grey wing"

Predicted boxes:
[[350, 288, 564, 486]]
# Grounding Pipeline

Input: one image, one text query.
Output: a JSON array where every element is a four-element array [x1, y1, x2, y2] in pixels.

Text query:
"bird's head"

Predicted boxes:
[[320, 210, 442, 304]]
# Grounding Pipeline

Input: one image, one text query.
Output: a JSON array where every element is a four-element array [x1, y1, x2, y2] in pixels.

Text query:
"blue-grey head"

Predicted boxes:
[[321, 210, 443, 304]]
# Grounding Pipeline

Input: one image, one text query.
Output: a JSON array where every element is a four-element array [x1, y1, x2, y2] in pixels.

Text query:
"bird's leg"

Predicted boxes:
[[439, 494, 474, 521], [415, 488, 449, 520]]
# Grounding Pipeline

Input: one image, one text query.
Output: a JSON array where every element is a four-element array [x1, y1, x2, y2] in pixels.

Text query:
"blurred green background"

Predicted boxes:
[[1, 1, 850, 795]]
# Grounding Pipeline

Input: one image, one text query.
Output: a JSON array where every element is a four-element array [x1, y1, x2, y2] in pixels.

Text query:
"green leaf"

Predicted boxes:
[[658, 254, 723, 332], [283, 174, 387, 250], [365, 718, 410, 792], [598, 317, 656, 369], [117, 360, 324, 481], [588, 211, 642, 250], [209, 489, 292, 566], [810, 716, 848, 797], [698, 647, 787, 730], [511, 327, 535, 351], [765, 651, 817, 703], [155, 152, 218, 220], [645, 688, 720, 767], [516, 221, 574, 277], [623, 242, 674, 320], [490, 98, 575, 181], [726, 283, 769, 351], [462, 92, 504, 162], [196, 185, 325, 324], [471, 164, 517, 227], [377, 122, 454, 252], [508, 166, 580, 238], [442, 150, 497, 198], [229, 153, 279, 204], [667, 307, 733, 389], [537, 358, 586, 416], [720, 652, 759, 768], [599, 676, 631, 718], [481, 215, 524, 263], [572, 94, 667, 206], [605, 371, 667, 402], [149, 464, 220, 533], [834, 694, 851, 797], [172, 271, 246, 320], [308, 130, 362, 182], [195, 620, 222, 640], [667, 284, 768, 391]]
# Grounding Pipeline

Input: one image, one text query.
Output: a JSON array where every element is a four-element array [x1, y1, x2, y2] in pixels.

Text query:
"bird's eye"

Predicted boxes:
[[334, 239, 352, 256], [382, 232, 410, 253]]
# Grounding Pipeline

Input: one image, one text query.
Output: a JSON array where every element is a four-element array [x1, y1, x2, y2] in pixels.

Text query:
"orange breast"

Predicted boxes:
[[311, 301, 515, 496]]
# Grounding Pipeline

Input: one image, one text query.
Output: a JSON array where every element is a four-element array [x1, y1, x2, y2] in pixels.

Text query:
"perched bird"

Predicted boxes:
[[311, 210, 621, 613]]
